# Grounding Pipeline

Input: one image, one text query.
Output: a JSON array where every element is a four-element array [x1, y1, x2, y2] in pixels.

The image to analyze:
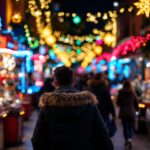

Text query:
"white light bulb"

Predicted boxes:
[[113, 1, 119, 7]]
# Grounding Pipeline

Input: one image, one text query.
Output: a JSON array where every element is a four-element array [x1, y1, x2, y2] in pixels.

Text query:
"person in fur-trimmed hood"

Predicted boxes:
[[87, 74, 116, 120], [31, 66, 113, 150]]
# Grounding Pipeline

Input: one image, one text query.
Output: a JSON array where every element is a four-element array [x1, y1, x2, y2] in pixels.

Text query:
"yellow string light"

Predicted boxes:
[[134, 0, 150, 17], [128, 6, 134, 12], [28, 0, 118, 67], [119, 8, 125, 13], [28, 0, 55, 46], [102, 13, 108, 20]]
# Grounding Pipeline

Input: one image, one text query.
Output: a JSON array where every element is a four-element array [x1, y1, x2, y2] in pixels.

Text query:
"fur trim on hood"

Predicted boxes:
[[39, 91, 98, 107]]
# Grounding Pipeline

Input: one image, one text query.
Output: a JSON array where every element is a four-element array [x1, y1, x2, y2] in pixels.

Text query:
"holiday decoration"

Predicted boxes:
[[27, 0, 118, 67], [12, 13, 22, 24], [112, 34, 150, 58], [95, 33, 150, 62], [73, 15, 81, 25], [134, 0, 150, 17]]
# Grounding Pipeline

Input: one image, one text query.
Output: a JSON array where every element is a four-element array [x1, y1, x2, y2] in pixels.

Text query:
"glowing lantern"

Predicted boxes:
[[12, 13, 22, 23]]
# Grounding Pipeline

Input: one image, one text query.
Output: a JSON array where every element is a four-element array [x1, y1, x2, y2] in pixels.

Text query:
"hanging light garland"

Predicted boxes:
[[24, 24, 39, 49], [112, 34, 150, 58], [27, 0, 149, 67], [56, 11, 117, 48], [96, 33, 150, 62], [28, 0, 55, 46], [27, 0, 118, 67]]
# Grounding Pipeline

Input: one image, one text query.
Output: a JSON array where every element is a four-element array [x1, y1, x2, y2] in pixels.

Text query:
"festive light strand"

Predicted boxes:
[[134, 0, 150, 17]]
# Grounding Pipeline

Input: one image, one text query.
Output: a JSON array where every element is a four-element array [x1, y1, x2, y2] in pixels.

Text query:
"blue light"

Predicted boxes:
[[123, 65, 130, 78], [92, 58, 96, 64], [13, 50, 33, 73], [86, 66, 92, 72], [21, 61, 26, 93], [108, 62, 115, 80], [97, 63, 102, 72], [0, 17, 2, 30], [39, 46, 46, 55], [27, 86, 41, 93], [27, 88, 33, 94], [49, 50, 56, 60], [7, 42, 15, 49], [116, 61, 122, 74], [118, 58, 131, 64], [100, 60, 106, 65]]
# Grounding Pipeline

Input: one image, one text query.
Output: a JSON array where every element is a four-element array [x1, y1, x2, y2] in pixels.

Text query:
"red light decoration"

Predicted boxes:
[[96, 52, 111, 62], [112, 34, 150, 58], [96, 33, 150, 62]]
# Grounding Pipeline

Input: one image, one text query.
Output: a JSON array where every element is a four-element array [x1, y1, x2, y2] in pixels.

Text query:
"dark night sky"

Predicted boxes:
[[54, 0, 116, 13]]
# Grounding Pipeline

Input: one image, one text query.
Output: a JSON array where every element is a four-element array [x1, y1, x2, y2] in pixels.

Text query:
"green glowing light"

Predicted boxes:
[[73, 16, 81, 25]]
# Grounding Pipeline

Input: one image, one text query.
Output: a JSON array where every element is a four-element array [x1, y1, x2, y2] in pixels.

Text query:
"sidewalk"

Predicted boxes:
[[0, 111, 149, 150], [112, 119, 150, 150]]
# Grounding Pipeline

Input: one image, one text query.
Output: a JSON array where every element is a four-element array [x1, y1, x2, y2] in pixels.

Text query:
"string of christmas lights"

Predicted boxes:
[[96, 33, 150, 62]]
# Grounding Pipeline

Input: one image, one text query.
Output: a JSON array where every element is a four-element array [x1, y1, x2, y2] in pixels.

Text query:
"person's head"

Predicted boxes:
[[53, 66, 74, 87], [123, 79, 133, 90], [103, 71, 108, 78], [94, 73, 103, 80], [136, 74, 142, 81]]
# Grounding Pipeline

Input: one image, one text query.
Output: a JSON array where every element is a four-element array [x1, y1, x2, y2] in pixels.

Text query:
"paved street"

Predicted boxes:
[[0, 111, 150, 150]]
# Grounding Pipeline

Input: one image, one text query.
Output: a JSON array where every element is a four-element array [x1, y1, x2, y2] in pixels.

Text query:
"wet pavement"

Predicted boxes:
[[0, 111, 150, 150]]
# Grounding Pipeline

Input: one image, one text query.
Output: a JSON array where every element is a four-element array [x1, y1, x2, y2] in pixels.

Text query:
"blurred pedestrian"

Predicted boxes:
[[32, 66, 113, 150], [88, 73, 116, 137], [132, 74, 142, 97], [74, 74, 87, 91], [34, 78, 55, 110], [39, 77, 55, 96], [103, 71, 111, 88], [117, 80, 138, 149]]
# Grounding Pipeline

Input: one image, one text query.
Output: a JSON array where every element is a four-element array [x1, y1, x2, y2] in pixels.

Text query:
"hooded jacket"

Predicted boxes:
[[88, 78, 115, 119], [117, 88, 138, 119], [31, 86, 113, 150]]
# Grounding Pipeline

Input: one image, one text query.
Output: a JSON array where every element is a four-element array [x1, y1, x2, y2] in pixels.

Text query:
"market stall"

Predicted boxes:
[[0, 50, 24, 146]]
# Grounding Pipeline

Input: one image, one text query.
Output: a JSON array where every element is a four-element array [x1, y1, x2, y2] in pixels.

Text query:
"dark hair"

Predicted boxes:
[[123, 79, 133, 91], [54, 66, 73, 86], [94, 73, 103, 80]]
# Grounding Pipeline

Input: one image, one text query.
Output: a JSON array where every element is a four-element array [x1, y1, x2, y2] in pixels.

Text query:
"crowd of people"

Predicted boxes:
[[32, 66, 141, 150]]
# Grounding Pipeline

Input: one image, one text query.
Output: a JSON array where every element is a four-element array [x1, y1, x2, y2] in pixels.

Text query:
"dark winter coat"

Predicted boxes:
[[117, 88, 138, 119], [31, 86, 113, 150], [88, 79, 115, 119]]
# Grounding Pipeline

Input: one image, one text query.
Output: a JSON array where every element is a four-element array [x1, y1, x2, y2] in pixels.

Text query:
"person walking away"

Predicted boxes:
[[31, 66, 114, 150], [117, 80, 138, 149], [103, 71, 111, 89], [87, 73, 116, 137]]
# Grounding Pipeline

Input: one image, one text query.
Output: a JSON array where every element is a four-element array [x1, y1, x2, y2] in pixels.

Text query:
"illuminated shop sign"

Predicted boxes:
[[0, 36, 7, 48], [0, 36, 18, 50], [0, 17, 2, 30]]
